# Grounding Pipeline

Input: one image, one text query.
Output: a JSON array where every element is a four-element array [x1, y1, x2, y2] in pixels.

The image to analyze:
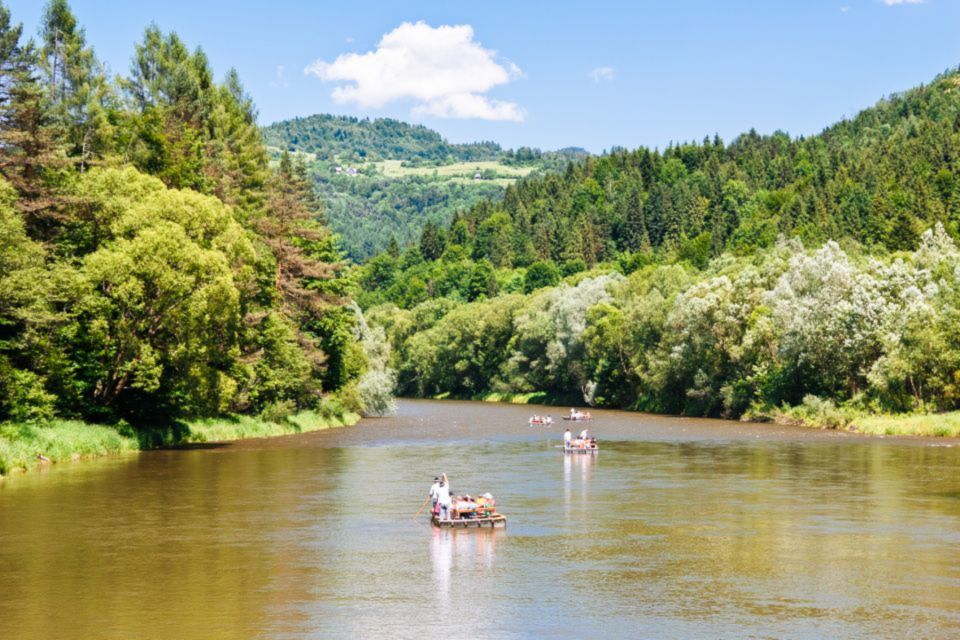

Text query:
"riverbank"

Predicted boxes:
[[768, 410, 960, 437], [430, 391, 960, 438], [749, 395, 960, 437], [0, 409, 361, 477]]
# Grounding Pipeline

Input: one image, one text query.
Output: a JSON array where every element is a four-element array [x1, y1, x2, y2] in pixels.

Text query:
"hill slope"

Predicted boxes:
[[433, 67, 960, 268], [264, 115, 586, 261]]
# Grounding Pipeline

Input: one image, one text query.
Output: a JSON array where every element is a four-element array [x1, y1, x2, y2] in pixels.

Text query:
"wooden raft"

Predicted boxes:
[[563, 446, 599, 454], [431, 514, 507, 529]]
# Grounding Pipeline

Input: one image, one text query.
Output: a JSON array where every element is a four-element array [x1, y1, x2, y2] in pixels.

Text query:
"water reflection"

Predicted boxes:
[[563, 449, 596, 519], [429, 528, 501, 620]]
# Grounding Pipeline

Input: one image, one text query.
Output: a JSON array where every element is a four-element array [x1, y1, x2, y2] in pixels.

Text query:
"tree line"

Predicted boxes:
[[0, 1, 391, 429], [359, 67, 960, 421]]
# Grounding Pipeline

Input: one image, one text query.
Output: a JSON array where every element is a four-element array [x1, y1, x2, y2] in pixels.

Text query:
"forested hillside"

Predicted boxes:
[[0, 0, 391, 437], [265, 115, 587, 260], [263, 114, 504, 163], [452, 69, 960, 267], [360, 67, 960, 432]]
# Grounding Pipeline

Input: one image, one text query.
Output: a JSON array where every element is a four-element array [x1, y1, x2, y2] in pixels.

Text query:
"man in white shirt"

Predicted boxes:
[[428, 477, 441, 511], [563, 429, 572, 449], [579, 428, 589, 440], [436, 480, 452, 521]]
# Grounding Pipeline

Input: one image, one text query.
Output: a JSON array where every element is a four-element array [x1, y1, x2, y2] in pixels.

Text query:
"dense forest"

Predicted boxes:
[[0, 0, 392, 434], [360, 67, 960, 427], [320, 172, 503, 260], [263, 114, 504, 164]]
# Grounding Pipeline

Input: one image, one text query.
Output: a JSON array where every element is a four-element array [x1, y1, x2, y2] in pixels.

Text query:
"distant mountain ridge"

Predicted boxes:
[[263, 114, 504, 164]]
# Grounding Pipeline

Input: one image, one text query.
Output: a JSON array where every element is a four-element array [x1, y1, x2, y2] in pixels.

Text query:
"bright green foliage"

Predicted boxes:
[[400, 295, 525, 397], [523, 260, 560, 293], [0, 2, 368, 435], [121, 26, 269, 213], [372, 232, 960, 421]]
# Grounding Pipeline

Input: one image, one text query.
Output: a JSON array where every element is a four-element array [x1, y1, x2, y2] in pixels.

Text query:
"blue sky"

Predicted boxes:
[[7, 0, 960, 152]]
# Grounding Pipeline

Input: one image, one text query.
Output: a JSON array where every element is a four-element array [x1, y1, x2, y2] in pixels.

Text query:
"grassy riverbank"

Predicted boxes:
[[184, 410, 360, 443], [0, 421, 139, 476], [0, 409, 361, 477], [754, 396, 960, 437]]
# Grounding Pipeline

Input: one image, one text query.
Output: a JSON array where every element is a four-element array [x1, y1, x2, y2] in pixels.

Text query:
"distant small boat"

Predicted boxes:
[[528, 416, 553, 426], [562, 415, 591, 422], [432, 513, 507, 528], [563, 445, 599, 454]]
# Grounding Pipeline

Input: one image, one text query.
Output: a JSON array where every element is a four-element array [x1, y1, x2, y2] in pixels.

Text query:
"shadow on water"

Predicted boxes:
[[160, 441, 232, 451], [116, 419, 191, 449]]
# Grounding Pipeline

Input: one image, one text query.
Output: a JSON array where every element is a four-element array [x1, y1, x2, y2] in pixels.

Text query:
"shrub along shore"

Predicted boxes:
[[0, 408, 360, 478]]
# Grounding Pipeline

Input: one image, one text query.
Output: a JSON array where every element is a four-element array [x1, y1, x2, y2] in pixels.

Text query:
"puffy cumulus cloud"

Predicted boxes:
[[590, 66, 615, 83], [305, 21, 525, 121]]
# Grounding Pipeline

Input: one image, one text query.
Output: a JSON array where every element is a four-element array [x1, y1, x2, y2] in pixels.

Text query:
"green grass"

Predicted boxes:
[[762, 396, 960, 437], [850, 412, 960, 437], [0, 420, 138, 476], [0, 410, 362, 477], [184, 410, 360, 443], [371, 159, 535, 185]]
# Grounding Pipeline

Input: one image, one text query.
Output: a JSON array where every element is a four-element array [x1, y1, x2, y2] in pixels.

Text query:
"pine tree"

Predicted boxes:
[[0, 4, 63, 227], [419, 219, 445, 260], [257, 152, 336, 319], [39, 0, 114, 169], [204, 68, 269, 214], [386, 235, 399, 257], [621, 184, 649, 250]]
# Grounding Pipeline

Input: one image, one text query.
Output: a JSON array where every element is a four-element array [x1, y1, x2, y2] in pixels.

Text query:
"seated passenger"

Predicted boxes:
[[484, 496, 496, 513]]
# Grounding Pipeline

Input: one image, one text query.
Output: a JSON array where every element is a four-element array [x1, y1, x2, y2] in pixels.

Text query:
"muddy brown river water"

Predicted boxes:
[[1, 400, 959, 639]]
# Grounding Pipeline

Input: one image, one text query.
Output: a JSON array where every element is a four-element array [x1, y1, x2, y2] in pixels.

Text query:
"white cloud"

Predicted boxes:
[[840, 5, 851, 12], [590, 66, 615, 83], [881, 0, 925, 5], [305, 21, 525, 121]]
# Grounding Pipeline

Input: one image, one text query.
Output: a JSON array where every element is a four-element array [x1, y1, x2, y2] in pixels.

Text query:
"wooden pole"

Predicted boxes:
[[413, 495, 431, 520]]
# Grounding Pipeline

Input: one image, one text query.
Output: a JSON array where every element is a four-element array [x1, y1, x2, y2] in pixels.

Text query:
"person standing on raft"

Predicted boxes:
[[564, 429, 572, 448], [435, 474, 452, 521], [429, 476, 441, 510]]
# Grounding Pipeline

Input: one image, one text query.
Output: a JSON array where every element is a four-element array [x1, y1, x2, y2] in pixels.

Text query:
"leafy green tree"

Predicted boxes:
[[467, 259, 497, 301], [523, 260, 560, 293], [472, 211, 515, 266]]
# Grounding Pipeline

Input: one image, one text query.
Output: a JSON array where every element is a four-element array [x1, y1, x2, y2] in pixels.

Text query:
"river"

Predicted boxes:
[[1, 400, 959, 639]]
